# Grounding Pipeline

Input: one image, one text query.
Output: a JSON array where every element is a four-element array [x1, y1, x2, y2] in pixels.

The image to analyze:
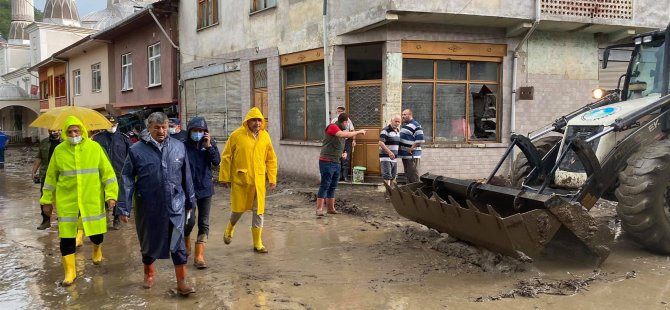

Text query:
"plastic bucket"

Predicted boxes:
[[353, 166, 366, 183]]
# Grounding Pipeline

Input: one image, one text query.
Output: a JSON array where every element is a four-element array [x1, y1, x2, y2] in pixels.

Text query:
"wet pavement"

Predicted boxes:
[[2, 146, 670, 309]]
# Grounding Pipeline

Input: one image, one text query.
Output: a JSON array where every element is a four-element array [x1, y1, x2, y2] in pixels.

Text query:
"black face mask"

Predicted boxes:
[[49, 133, 60, 140]]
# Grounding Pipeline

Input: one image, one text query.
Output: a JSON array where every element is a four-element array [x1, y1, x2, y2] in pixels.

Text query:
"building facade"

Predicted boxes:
[[179, 0, 669, 180]]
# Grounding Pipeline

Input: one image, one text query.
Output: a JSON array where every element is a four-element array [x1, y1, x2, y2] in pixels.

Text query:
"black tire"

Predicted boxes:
[[615, 139, 670, 253], [511, 136, 562, 188]]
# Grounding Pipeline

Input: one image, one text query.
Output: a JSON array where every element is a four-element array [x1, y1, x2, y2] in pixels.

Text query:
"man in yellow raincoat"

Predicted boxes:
[[40, 116, 118, 286], [220, 107, 277, 253]]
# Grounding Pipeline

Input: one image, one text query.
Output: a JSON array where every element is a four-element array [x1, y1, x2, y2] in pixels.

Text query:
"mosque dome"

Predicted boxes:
[[0, 82, 30, 101], [43, 0, 81, 27], [82, 1, 157, 31]]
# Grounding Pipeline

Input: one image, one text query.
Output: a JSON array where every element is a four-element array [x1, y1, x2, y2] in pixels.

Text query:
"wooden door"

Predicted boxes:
[[253, 89, 268, 120], [347, 80, 382, 175]]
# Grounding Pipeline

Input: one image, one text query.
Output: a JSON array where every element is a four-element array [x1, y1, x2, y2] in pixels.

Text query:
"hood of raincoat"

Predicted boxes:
[[62, 116, 89, 141], [187, 116, 209, 133], [242, 107, 266, 132]]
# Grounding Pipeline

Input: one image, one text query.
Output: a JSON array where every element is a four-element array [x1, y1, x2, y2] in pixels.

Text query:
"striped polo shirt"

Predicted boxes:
[[398, 119, 425, 159], [379, 125, 400, 162]]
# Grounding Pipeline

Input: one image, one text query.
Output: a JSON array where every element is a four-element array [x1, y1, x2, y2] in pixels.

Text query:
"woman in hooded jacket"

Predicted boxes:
[[184, 116, 221, 268]]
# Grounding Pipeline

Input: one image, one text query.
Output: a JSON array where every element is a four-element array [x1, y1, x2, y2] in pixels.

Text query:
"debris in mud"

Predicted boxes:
[[477, 270, 608, 301], [401, 226, 530, 273]]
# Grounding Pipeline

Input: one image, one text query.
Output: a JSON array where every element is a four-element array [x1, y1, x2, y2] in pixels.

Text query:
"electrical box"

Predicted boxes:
[[519, 86, 534, 100]]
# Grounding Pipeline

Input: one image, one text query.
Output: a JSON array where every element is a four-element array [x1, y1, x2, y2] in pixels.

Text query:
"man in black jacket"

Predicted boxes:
[[93, 116, 131, 230]]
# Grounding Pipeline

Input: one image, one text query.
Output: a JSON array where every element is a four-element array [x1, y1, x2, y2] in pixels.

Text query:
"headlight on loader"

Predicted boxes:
[[592, 88, 606, 99]]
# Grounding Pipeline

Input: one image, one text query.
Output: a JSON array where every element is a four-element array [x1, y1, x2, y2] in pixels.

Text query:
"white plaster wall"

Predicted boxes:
[[67, 44, 110, 110]]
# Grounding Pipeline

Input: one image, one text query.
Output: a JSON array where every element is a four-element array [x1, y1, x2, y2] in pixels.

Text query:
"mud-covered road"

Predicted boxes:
[[1, 146, 670, 309]]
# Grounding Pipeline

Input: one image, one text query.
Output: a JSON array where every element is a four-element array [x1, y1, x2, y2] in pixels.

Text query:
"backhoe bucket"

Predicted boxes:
[[386, 174, 614, 263]]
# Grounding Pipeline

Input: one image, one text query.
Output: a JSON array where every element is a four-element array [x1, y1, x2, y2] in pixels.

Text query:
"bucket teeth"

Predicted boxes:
[[387, 181, 614, 263]]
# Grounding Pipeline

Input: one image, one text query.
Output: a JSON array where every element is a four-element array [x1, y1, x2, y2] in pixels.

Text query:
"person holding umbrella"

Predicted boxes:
[[40, 116, 118, 286]]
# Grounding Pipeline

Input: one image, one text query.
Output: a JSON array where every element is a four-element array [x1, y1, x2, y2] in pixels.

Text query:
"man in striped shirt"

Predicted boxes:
[[399, 109, 425, 183], [379, 115, 402, 195]]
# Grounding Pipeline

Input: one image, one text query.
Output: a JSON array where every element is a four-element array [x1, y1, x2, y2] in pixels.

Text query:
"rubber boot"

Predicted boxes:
[[174, 264, 195, 296], [143, 264, 155, 289], [61, 254, 76, 286], [92, 244, 103, 265], [326, 198, 340, 214], [223, 222, 235, 245], [252, 227, 268, 253], [194, 243, 207, 269], [184, 237, 191, 257], [75, 228, 84, 248], [315, 198, 325, 216], [37, 206, 51, 230]]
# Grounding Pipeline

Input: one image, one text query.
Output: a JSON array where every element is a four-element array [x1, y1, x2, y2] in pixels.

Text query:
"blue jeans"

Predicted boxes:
[[318, 160, 340, 198]]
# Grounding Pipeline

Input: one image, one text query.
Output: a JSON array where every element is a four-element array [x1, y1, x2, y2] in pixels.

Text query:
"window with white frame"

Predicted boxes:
[[251, 0, 276, 12], [148, 43, 161, 86], [73, 69, 80, 95], [198, 0, 218, 29], [91, 63, 101, 92], [121, 53, 133, 90]]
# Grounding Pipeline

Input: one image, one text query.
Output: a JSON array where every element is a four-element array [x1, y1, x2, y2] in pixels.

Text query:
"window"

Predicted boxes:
[[148, 43, 161, 86], [402, 58, 500, 143], [251, 0, 276, 12], [54, 74, 66, 97], [91, 63, 101, 92], [282, 62, 326, 141], [73, 70, 80, 95], [121, 53, 132, 90], [39, 79, 48, 99], [197, 0, 218, 29]]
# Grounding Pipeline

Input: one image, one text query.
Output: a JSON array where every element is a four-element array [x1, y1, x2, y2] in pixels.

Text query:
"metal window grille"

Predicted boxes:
[[541, 0, 633, 19], [348, 84, 381, 127], [253, 61, 267, 89]]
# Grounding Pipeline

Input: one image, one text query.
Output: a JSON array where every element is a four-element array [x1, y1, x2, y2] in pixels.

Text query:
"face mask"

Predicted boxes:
[[49, 133, 60, 139], [191, 132, 204, 141], [68, 136, 82, 145], [107, 126, 117, 133], [168, 128, 176, 135]]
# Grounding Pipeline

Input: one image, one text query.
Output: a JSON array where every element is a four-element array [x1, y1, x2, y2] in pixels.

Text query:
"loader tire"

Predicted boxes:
[[511, 136, 562, 188], [615, 139, 670, 254]]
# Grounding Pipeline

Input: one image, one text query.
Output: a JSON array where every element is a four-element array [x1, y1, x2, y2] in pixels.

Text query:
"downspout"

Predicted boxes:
[[323, 0, 330, 124], [510, 0, 541, 171], [149, 7, 181, 114], [65, 60, 70, 106]]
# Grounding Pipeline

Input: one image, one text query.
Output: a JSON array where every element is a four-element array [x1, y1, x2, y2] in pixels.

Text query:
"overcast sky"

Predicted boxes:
[[33, 1, 107, 17]]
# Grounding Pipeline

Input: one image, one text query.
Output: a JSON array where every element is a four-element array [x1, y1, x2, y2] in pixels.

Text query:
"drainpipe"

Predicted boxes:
[[323, 0, 330, 124], [510, 0, 541, 171]]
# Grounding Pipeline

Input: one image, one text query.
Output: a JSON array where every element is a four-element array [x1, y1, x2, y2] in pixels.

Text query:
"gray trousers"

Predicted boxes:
[[229, 198, 264, 228], [402, 158, 421, 183]]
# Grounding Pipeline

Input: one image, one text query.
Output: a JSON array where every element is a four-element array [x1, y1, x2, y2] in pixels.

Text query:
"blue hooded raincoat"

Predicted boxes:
[[118, 136, 196, 260], [185, 116, 220, 199]]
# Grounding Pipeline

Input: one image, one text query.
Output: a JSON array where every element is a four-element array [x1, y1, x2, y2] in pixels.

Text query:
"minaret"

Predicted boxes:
[[8, 0, 35, 45], [43, 0, 81, 27]]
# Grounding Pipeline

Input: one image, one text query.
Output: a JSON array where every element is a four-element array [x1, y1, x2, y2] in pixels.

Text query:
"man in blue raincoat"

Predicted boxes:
[[117, 112, 196, 296]]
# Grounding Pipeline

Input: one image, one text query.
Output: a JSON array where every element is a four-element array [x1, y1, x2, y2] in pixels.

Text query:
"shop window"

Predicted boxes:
[[282, 62, 326, 141], [402, 59, 500, 143]]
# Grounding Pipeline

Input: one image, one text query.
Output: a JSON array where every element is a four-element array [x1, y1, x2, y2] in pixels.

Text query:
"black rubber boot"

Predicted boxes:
[[37, 212, 50, 230]]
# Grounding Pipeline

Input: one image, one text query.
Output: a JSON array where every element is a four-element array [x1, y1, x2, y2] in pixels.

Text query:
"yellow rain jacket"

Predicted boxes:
[[219, 108, 277, 214], [40, 116, 118, 238]]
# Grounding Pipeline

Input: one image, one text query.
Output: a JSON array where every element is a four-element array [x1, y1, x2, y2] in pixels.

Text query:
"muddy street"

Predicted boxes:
[[1, 147, 670, 309]]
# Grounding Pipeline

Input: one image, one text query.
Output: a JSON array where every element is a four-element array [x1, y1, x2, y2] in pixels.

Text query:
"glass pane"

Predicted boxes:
[[436, 60, 466, 80], [154, 58, 161, 84], [402, 59, 434, 79], [306, 85, 326, 140], [470, 62, 498, 81], [267, 0, 276, 8], [284, 88, 305, 140], [401, 83, 433, 142], [469, 84, 498, 141], [435, 84, 466, 142], [306, 62, 324, 83], [284, 66, 303, 86], [253, 62, 267, 88]]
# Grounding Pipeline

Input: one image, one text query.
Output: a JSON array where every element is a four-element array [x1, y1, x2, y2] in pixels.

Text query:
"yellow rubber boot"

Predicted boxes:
[[251, 227, 268, 253], [61, 254, 76, 286], [76, 221, 84, 247], [223, 222, 235, 245], [92, 244, 103, 265]]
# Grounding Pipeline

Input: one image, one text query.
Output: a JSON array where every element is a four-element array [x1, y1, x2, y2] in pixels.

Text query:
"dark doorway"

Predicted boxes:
[[346, 43, 383, 81]]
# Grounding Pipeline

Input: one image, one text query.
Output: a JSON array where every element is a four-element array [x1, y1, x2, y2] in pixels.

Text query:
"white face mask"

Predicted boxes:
[[107, 126, 117, 133], [68, 136, 82, 145]]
